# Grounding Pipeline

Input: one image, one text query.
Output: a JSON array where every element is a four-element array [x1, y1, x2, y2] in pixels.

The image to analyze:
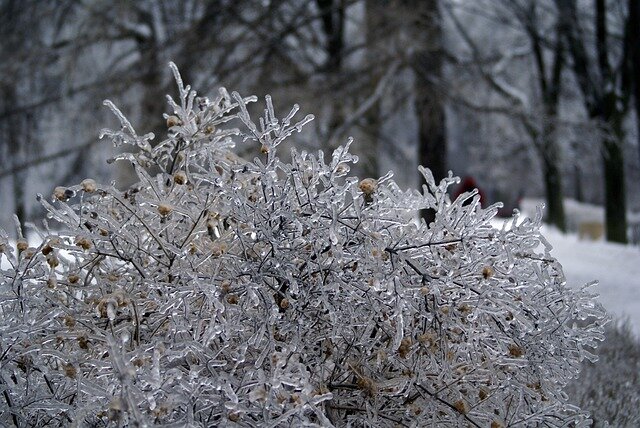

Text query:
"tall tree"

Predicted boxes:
[[404, 0, 447, 221], [414, 0, 447, 185], [0, 0, 60, 230], [316, 0, 346, 143], [628, 0, 640, 167], [512, 1, 567, 231], [446, 0, 568, 231], [556, 0, 633, 243]]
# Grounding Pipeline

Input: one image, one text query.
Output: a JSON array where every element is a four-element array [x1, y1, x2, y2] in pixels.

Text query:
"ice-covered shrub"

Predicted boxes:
[[0, 64, 607, 427], [566, 321, 640, 427]]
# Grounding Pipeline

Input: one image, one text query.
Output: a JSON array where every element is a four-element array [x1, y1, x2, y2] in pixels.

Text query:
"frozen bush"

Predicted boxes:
[[0, 64, 607, 427], [566, 321, 640, 427]]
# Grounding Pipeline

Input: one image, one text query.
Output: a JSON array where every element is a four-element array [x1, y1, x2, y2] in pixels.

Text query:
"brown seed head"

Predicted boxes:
[[211, 242, 226, 258], [78, 336, 89, 349], [358, 178, 378, 196], [63, 315, 76, 328], [81, 179, 97, 193], [482, 266, 494, 279], [46, 254, 59, 268], [335, 163, 350, 175], [479, 388, 489, 400], [157, 203, 173, 216], [47, 277, 57, 289], [166, 115, 181, 128], [508, 344, 525, 357], [398, 337, 412, 358], [63, 362, 77, 379], [453, 399, 467, 414], [53, 186, 68, 201], [75, 236, 92, 250], [16, 239, 28, 252], [173, 171, 187, 185]]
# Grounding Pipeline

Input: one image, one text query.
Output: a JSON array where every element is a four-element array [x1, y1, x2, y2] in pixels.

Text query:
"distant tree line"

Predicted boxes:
[[1, 0, 638, 242]]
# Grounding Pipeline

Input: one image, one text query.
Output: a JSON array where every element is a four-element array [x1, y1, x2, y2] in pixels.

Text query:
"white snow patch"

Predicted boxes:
[[539, 224, 640, 336]]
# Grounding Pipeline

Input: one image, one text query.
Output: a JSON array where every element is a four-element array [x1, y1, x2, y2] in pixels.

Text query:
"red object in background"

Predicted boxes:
[[453, 176, 486, 208]]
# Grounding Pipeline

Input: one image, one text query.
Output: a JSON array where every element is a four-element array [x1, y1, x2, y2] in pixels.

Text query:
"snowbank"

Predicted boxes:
[[540, 224, 640, 336]]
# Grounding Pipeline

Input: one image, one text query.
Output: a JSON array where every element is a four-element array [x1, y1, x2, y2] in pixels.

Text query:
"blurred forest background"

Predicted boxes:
[[1, 0, 639, 243]]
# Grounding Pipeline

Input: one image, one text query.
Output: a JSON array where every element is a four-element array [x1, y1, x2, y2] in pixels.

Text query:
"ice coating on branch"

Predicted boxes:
[[0, 64, 607, 427]]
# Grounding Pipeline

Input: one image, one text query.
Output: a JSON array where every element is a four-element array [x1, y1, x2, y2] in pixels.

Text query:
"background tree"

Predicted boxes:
[[444, 0, 570, 231], [556, 0, 634, 243], [1, 0, 639, 243], [407, 0, 448, 222]]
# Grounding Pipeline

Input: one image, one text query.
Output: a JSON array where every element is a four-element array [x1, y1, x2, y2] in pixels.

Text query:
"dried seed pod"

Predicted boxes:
[[454, 399, 468, 414], [358, 178, 378, 196], [482, 266, 494, 279], [75, 235, 92, 250], [166, 115, 181, 127], [220, 280, 231, 294], [78, 336, 89, 349], [81, 179, 97, 193], [508, 344, 525, 357], [53, 186, 68, 201], [479, 388, 489, 400], [335, 162, 350, 176], [47, 277, 57, 289], [157, 203, 173, 216], [46, 254, 59, 268], [173, 171, 187, 185], [211, 242, 226, 258], [63, 362, 77, 379], [63, 315, 76, 328], [397, 337, 412, 358]]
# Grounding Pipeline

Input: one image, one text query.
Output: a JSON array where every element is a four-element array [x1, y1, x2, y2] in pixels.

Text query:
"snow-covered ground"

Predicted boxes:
[[540, 224, 640, 337], [517, 198, 640, 337]]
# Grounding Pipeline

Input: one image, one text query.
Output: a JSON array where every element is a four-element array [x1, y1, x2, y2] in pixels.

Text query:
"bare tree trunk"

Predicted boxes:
[[574, 164, 584, 202], [542, 153, 566, 232], [557, 0, 629, 243], [629, 0, 640, 167], [116, 8, 164, 189], [407, 0, 446, 222], [602, 117, 627, 242], [535, 7, 567, 233], [360, 0, 385, 178], [1, 0, 26, 233], [316, 0, 345, 144]]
